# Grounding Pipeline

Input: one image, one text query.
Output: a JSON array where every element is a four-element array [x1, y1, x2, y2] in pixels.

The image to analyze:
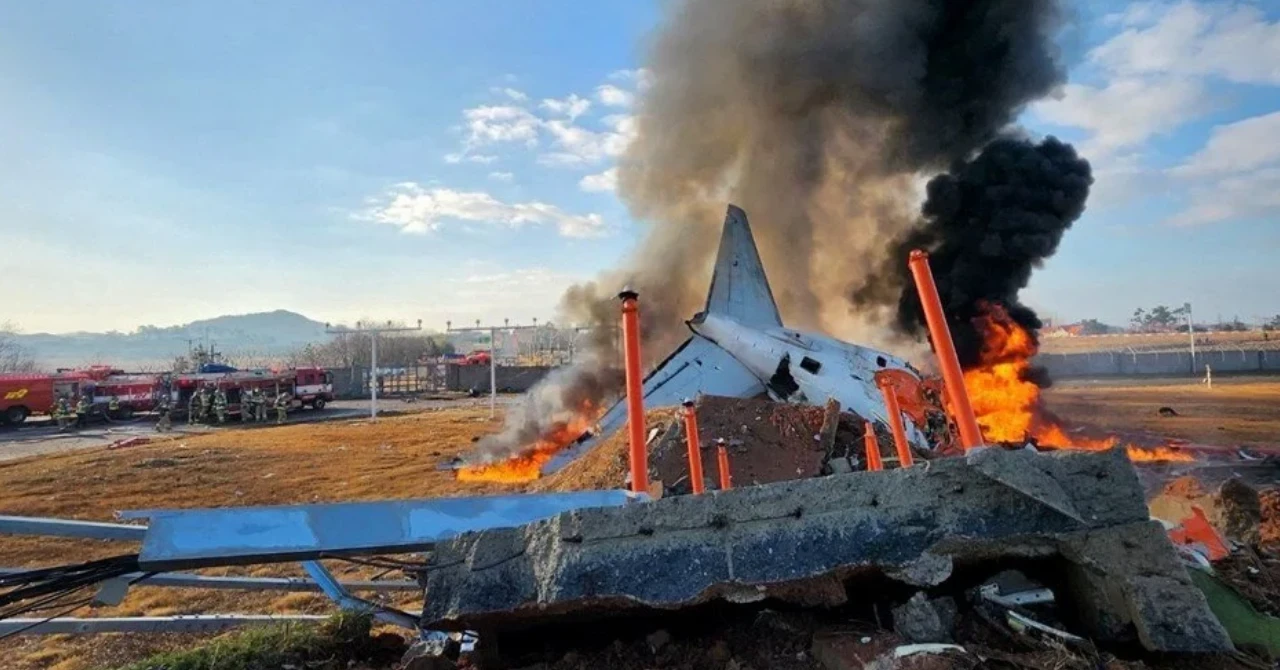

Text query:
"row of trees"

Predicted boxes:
[[1129, 305, 1192, 332], [285, 331, 456, 370], [1129, 306, 1279, 333], [163, 333, 459, 373]]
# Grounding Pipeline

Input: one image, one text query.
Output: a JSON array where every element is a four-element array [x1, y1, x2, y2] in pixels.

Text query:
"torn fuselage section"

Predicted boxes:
[[767, 354, 802, 400], [689, 313, 935, 449]]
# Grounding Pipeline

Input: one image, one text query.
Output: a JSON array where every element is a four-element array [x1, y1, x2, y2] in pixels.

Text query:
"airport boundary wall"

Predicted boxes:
[[1037, 349, 1280, 378], [329, 364, 552, 398]]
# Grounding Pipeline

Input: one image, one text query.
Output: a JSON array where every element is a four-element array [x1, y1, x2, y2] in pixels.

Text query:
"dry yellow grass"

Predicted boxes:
[[0, 406, 519, 670], [2, 381, 1278, 669]]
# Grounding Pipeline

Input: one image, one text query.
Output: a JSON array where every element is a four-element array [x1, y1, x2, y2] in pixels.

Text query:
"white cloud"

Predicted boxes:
[[444, 152, 499, 164], [1167, 167, 1280, 226], [538, 115, 636, 168], [367, 183, 606, 238], [595, 84, 634, 107], [491, 87, 528, 102], [1091, 1, 1280, 85], [1033, 77, 1210, 156], [539, 94, 591, 120], [488, 171, 514, 182], [462, 105, 541, 147], [579, 168, 618, 193], [448, 75, 642, 170], [1102, 1, 1166, 28], [1164, 111, 1280, 225], [1028, 1, 1280, 226], [607, 68, 653, 91], [1170, 110, 1280, 176]]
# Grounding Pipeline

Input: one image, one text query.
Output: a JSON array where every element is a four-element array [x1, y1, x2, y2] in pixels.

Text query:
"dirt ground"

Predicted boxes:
[[1043, 377, 1280, 448], [2, 379, 1279, 669]]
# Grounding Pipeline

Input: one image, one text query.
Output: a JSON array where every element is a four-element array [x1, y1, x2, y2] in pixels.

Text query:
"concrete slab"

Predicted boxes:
[[423, 449, 1231, 652]]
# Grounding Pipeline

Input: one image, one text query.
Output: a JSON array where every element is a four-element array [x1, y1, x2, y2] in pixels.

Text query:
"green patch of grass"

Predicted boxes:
[[116, 612, 404, 670]]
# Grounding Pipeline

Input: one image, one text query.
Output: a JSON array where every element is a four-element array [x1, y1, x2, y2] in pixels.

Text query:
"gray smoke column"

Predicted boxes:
[[602, 0, 1071, 357], [859, 136, 1093, 369], [467, 354, 622, 463], [470, 0, 1072, 462]]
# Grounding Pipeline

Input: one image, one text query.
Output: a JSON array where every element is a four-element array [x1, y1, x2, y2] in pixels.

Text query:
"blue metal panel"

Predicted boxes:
[[0, 568, 418, 593], [136, 490, 640, 570], [0, 516, 147, 542]]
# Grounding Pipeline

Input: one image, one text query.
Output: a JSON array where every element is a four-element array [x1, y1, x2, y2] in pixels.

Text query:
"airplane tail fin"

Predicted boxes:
[[702, 205, 783, 329]]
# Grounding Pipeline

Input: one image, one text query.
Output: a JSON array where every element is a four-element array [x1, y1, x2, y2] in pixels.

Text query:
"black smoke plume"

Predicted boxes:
[[468, 0, 1077, 464], [861, 136, 1093, 368], [602, 0, 1073, 357]]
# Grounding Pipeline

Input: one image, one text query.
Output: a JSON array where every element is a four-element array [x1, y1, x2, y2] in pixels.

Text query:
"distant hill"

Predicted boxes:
[[15, 310, 329, 369]]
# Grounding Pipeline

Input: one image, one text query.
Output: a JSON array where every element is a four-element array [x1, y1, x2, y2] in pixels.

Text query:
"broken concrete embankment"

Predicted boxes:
[[424, 448, 1231, 653]]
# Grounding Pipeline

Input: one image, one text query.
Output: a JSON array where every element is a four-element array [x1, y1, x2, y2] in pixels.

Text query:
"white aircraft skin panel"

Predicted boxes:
[[541, 335, 764, 475], [537, 204, 936, 476], [704, 206, 783, 330], [691, 314, 930, 449]]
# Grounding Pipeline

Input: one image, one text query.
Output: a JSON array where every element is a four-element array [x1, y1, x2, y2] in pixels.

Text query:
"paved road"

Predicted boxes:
[[0, 396, 520, 462]]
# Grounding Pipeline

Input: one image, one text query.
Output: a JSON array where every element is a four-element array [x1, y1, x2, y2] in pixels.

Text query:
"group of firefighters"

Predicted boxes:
[[182, 385, 291, 428], [50, 387, 291, 433], [49, 394, 111, 431]]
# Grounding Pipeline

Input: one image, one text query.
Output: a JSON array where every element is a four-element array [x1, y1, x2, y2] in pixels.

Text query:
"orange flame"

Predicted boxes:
[[456, 402, 598, 484], [963, 303, 1193, 463]]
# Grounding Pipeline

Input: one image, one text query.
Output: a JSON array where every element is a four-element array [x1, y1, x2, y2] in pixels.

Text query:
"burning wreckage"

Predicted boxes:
[[3, 205, 1277, 667]]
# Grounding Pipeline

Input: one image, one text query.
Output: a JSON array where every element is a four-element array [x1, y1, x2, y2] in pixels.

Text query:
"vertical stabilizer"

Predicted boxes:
[[703, 205, 783, 328]]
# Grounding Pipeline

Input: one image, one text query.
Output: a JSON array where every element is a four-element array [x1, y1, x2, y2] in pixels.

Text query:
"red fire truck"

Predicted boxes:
[[0, 371, 92, 424], [170, 367, 333, 416], [0, 366, 334, 425]]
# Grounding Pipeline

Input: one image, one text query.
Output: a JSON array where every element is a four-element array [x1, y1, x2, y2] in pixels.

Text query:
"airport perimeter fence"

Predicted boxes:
[[328, 364, 552, 399], [1036, 347, 1280, 379]]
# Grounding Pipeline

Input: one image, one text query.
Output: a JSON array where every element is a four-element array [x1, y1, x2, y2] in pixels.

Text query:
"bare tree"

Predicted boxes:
[[0, 322, 37, 373], [286, 332, 455, 370], [224, 349, 286, 370]]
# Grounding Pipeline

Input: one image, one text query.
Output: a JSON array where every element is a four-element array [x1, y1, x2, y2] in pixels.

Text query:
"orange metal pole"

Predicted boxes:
[[682, 400, 706, 494], [619, 289, 648, 494], [878, 381, 914, 468], [716, 439, 732, 490], [863, 421, 883, 471], [906, 250, 984, 451]]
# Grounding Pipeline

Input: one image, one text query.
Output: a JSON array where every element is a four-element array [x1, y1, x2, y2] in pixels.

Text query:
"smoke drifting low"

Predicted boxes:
[[470, 0, 1082, 462], [859, 137, 1094, 368], [469, 355, 622, 462]]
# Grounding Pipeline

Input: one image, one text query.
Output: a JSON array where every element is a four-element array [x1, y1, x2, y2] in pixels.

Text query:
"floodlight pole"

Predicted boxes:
[[447, 320, 546, 419], [490, 327, 497, 418], [1185, 302, 1196, 374], [326, 320, 422, 419]]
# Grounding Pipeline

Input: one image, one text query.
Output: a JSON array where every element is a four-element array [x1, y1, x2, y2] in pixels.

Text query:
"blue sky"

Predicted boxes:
[[2, 0, 1278, 334]]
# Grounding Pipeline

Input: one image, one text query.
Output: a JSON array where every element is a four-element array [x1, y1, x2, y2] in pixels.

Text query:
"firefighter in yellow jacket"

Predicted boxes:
[[274, 392, 289, 424]]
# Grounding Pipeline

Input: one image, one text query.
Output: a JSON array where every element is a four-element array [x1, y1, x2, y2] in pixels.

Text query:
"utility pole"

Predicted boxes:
[[325, 320, 422, 419], [447, 320, 544, 419], [1185, 302, 1196, 375]]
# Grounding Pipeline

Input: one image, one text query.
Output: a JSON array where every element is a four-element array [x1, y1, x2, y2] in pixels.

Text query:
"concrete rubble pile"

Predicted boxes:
[[423, 448, 1232, 655]]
